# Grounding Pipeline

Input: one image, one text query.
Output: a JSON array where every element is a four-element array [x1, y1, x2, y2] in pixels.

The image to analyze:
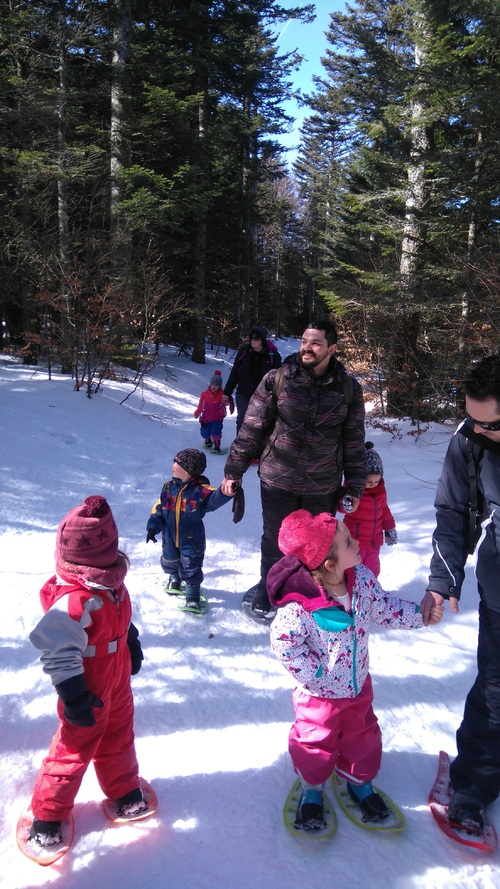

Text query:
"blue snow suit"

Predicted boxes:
[[147, 475, 232, 586]]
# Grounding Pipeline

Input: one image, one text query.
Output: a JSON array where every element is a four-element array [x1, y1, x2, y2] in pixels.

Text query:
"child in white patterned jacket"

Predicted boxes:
[[268, 509, 443, 831]]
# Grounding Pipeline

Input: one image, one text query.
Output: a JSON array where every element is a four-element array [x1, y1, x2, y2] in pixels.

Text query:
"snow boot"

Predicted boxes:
[[29, 818, 63, 847], [185, 583, 201, 610], [448, 792, 485, 835], [166, 576, 182, 593], [211, 436, 222, 454], [203, 439, 213, 449], [347, 781, 389, 822], [295, 789, 325, 831], [115, 787, 148, 818]]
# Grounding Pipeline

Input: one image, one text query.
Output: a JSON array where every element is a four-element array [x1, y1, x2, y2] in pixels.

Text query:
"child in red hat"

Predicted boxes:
[[194, 370, 231, 454], [268, 509, 443, 832], [27, 496, 146, 849]]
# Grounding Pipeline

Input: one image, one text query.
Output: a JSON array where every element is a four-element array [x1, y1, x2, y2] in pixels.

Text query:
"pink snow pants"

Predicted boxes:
[[31, 647, 140, 822], [359, 547, 381, 578], [289, 674, 382, 786]]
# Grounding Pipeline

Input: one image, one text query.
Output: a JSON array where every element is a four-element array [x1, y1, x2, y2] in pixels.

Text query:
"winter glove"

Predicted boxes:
[[232, 485, 245, 524], [55, 675, 104, 727], [146, 529, 157, 543], [385, 528, 398, 546], [199, 418, 208, 428], [127, 623, 144, 675], [194, 410, 199, 418], [228, 395, 235, 415]]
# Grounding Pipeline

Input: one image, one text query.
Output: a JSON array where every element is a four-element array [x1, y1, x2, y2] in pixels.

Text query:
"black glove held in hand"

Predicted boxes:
[[56, 675, 104, 727], [146, 529, 157, 543], [232, 485, 245, 524], [127, 622, 144, 675]]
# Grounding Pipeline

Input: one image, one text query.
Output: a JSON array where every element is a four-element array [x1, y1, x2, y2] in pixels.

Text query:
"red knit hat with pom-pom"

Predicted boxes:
[[55, 495, 119, 568]]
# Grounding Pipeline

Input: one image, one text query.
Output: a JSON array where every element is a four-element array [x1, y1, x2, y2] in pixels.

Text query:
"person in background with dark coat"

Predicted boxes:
[[224, 326, 282, 433], [421, 353, 500, 836]]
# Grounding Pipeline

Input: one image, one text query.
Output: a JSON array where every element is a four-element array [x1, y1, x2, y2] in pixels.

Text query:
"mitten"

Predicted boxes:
[[127, 623, 144, 675], [228, 395, 235, 415], [232, 485, 245, 524], [194, 410, 199, 418], [199, 418, 208, 428], [385, 528, 398, 546], [55, 675, 104, 727], [146, 528, 157, 543]]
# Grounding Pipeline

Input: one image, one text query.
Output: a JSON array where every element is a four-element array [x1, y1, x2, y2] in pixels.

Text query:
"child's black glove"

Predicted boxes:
[[232, 485, 245, 524], [127, 623, 144, 675], [146, 529, 157, 543], [55, 675, 104, 727]]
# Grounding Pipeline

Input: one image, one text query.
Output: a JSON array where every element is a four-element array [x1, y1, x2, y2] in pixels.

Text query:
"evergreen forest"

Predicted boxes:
[[1, 0, 499, 418]]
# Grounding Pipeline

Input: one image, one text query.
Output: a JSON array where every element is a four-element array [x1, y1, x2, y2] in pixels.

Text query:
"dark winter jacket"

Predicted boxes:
[[428, 419, 500, 610], [223, 339, 282, 399], [340, 479, 395, 550], [147, 475, 232, 561], [224, 352, 366, 498]]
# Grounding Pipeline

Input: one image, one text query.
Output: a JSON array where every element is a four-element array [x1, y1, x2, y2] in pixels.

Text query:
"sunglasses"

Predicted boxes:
[[466, 413, 500, 431]]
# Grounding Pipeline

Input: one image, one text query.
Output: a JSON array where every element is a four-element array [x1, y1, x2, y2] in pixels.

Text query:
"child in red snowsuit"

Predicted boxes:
[[194, 369, 231, 453], [339, 442, 398, 577], [28, 495, 146, 848]]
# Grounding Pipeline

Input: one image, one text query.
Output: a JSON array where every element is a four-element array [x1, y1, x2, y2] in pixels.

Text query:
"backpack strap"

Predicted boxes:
[[273, 366, 354, 404], [465, 439, 484, 555]]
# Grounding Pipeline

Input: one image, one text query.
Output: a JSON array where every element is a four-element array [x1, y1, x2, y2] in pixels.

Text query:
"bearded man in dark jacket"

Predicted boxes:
[[221, 320, 366, 619], [421, 353, 500, 836]]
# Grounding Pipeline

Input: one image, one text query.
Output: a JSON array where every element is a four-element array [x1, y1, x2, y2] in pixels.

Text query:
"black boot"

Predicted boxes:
[[448, 792, 485, 835], [347, 782, 390, 822]]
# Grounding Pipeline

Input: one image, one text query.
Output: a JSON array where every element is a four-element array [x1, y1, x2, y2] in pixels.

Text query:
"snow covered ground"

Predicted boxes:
[[1, 340, 498, 888]]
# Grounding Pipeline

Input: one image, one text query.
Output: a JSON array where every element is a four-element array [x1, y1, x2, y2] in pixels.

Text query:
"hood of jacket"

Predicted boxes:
[[267, 554, 333, 612]]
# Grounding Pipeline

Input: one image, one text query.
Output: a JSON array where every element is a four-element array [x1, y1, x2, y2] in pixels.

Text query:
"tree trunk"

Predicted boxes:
[[191, 92, 209, 365], [110, 0, 132, 271], [57, 14, 73, 374], [387, 20, 429, 417]]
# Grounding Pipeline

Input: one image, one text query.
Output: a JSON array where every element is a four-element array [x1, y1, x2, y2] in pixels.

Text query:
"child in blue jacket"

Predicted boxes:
[[146, 448, 235, 612]]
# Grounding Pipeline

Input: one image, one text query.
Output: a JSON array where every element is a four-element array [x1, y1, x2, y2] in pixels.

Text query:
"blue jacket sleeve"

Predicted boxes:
[[201, 485, 234, 514], [427, 431, 470, 600], [147, 498, 164, 536]]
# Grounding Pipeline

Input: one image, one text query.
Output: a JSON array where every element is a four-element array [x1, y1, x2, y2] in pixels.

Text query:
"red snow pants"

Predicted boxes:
[[289, 674, 382, 786], [31, 646, 140, 822]]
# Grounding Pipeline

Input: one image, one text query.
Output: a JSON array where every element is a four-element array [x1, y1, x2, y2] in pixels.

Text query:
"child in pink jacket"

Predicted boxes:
[[339, 442, 397, 577], [268, 509, 442, 832], [194, 370, 230, 454]]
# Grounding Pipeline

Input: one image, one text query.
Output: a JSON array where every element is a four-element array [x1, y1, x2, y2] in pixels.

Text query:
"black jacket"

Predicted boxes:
[[428, 419, 500, 610], [224, 342, 281, 399]]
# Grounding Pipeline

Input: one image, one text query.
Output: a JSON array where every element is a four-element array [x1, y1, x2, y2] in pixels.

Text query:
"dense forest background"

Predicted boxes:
[[1, 0, 499, 418]]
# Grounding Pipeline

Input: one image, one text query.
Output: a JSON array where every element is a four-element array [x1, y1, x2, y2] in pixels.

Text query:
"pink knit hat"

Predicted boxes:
[[55, 495, 119, 568], [278, 509, 338, 569]]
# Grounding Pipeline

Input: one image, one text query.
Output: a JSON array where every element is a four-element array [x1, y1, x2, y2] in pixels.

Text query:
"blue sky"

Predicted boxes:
[[274, 1, 347, 164]]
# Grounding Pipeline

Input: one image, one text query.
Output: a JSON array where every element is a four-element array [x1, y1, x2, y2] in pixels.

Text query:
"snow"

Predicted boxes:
[[1, 341, 498, 888]]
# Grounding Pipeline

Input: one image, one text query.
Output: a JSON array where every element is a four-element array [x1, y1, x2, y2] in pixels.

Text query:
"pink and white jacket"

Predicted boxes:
[[268, 556, 422, 700]]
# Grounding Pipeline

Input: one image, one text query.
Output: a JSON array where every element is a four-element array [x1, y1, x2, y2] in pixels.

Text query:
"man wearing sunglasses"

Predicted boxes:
[[421, 353, 500, 837]]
